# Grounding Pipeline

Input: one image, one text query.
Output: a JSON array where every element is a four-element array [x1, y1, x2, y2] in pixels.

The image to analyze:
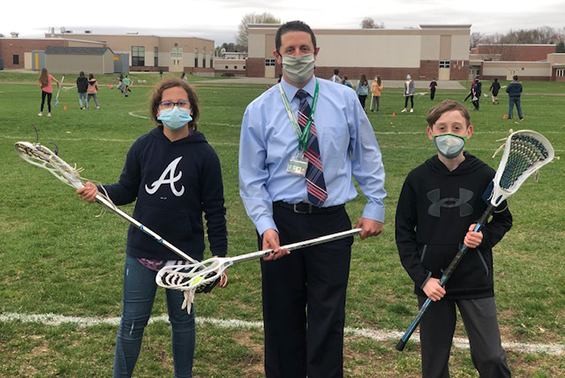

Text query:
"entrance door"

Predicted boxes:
[[438, 68, 450, 80], [506, 69, 518, 80]]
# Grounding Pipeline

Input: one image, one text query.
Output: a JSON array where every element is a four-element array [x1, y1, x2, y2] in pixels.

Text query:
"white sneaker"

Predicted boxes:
[[47, 113, 51, 117], [38, 112, 43, 117], [410, 109, 414, 113], [97, 106, 100, 110], [401, 108, 407, 113]]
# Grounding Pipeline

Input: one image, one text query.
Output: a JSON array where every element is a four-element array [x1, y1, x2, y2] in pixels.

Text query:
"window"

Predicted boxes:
[[234, 66, 238, 69], [132, 46, 145, 66], [171, 47, 183, 59], [209, 52, 213, 68], [439, 60, 451, 68], [556, 69, 565, 77], [13, 55, 19, 65], [154, 47, 158, 67], [194, 48, 198, 68], [265, 58, 276, 66], [202, 48, 206, 68], [225, 66, 228, 69]]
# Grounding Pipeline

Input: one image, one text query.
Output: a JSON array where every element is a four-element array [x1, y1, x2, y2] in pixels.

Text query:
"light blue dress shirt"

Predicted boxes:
[[239, 75, 386, 236]]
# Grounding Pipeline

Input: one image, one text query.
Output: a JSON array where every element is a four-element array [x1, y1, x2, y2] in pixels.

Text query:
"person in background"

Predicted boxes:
[[401, 74, 415, 113], [181, 72, 188, 84], [341, 75, 353, 88], [429, 78, 438, 100], [123, 75, 132, 97], [506, 75, 523, 120], [38, 68, 60, 117], [239, 20, 386, 378], [86, 73, 100, 110], [471, 77, 482, 111], [370, 75, 383, 112], [489, 78, 501, 105], [356, 73, 370, 111], [77, 78, 228, 378], [76, 71, 88, 110], [330, 68, 341, 83]]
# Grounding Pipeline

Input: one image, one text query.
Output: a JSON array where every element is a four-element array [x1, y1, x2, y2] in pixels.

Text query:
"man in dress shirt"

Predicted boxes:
[[239, 20, 386, 378]]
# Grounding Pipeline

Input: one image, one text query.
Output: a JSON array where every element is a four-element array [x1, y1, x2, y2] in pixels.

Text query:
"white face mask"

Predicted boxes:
[[282, 53, 315, 84], [433, 133, 467, 159]]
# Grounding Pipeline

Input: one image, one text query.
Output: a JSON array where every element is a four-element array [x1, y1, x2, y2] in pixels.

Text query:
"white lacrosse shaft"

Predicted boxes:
[[14, 141, 198, 264], [156, 228, 362, 291]]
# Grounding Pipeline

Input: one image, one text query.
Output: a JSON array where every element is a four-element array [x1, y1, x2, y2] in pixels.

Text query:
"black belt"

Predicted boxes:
[[274, 201, 344, 214]]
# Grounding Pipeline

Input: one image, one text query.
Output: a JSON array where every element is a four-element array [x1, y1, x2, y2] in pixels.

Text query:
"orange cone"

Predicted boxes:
[[503, 114, 507, 119], [392, 113, 396, 117], [63, 106, 67, 110], [109, 85, 113, 89]]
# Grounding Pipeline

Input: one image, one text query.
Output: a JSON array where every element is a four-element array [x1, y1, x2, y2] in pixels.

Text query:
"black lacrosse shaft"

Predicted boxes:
[[395, 203, 495, 351]]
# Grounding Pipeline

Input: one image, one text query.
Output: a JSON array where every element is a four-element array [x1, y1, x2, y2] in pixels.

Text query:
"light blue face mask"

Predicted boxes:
[[433, 133, 467, 159], [157, 106, 192, 131]]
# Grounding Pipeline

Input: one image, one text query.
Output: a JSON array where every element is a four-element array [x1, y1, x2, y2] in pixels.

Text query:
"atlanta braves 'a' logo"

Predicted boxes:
[[145, 156, 185, 196], [427, 188, 474, 217]]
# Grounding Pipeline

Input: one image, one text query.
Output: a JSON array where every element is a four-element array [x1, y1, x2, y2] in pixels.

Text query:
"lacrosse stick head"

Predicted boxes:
[[15, 142, 85, 189], [156, 257, 229, 293], [490, 130, 554, 207]]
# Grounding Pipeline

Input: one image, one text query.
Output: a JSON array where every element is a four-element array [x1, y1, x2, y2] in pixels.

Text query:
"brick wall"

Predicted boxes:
[[246, 58, 265, 77], [0, 39, 67, 69]]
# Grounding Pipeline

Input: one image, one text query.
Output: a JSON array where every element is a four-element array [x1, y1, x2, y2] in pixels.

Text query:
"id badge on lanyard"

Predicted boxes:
[[279, 81, 319, 178]]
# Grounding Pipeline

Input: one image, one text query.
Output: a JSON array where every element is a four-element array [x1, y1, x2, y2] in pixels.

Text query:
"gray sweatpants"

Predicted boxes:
[[418, 296, 511, 378]]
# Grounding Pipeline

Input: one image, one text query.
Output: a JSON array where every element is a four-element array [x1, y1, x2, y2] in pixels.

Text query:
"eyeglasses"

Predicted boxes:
[[159, 100, 190, 109]]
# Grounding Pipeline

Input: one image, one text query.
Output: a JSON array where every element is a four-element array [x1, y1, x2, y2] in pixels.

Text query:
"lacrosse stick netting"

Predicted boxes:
[[396, 130, 554, 351]]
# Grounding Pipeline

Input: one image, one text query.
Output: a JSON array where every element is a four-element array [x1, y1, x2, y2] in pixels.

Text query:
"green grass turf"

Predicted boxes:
[[0, 73, 564, 377]]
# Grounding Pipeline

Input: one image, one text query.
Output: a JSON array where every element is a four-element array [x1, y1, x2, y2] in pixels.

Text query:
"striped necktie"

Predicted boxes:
[[296, 89, 327, 207]]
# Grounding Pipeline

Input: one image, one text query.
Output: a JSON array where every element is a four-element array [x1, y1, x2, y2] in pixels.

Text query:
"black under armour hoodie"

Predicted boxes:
[[102, 127, 227, 261], [396, 152, 512, 299]]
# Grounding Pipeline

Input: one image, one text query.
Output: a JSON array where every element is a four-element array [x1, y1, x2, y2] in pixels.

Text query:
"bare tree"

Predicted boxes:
[[360, 17, 384, 29], [236, 12, 280, 52], [470, 32, 484, 49]]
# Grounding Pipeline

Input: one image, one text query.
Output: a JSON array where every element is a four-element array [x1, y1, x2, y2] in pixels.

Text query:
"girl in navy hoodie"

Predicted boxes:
[[77, 78, 228, 378]]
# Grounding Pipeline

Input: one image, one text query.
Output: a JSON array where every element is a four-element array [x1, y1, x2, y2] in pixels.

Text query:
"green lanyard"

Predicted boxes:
[[279, 80, 319, 152]]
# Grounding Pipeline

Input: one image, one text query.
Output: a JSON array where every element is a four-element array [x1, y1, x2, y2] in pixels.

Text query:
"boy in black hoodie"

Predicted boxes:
[[396, 100, 512, 378]]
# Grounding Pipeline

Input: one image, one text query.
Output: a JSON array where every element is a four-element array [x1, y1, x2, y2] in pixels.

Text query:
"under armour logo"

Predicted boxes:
[[427, 188, 474, 217], [145, 156, 185, 197]]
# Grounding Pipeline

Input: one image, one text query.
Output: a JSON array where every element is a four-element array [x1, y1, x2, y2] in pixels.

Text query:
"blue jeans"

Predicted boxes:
[[508, 97, 523, 119], [78, 92, 87, 108], [113, 255, 195, 378]]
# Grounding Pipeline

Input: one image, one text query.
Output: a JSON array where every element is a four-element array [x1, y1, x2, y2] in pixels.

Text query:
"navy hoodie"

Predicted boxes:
[[102, 127, 227, 261], [396, 153, 512, 299]]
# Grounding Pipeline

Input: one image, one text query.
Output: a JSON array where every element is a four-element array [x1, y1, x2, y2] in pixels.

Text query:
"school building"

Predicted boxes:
[[46, 32, 215, 75], [247, 24, 473, 81]]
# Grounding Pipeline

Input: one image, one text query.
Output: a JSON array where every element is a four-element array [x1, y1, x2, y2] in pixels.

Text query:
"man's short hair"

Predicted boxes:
[[275, 20, 317, 55], [334, 69, 339, 75], [426, 100, 471, 128], [513, 75, 519, 81]]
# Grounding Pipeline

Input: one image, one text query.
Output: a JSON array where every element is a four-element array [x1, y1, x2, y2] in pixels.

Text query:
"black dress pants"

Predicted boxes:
[[259, 203, 353, 378]]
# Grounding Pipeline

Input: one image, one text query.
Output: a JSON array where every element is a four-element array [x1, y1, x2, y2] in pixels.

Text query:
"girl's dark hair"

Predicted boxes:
[[39, 68, 48, 87], [150, 78, 200, 130], [359, 73, 368, 86], [376, 75, 382, 85], [88, 73, 94, 79], [79, 71, 85, 78]]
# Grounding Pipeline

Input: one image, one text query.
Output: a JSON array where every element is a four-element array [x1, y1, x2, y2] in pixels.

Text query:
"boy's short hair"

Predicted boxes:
[[426, 100, 471, 128], [275, 20, 317, 55], [150, 78, 200, 130]]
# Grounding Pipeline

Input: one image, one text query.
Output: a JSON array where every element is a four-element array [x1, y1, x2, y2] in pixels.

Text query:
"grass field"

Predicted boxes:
[[0, 72, 564, 377]]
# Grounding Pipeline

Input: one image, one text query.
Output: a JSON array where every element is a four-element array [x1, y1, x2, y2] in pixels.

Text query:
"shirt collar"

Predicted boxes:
[[281, 75, 317, 101]]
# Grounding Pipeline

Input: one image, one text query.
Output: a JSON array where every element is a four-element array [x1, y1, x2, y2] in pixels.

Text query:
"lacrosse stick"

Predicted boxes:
[[396, 130, 554, 351], [53, 76, 65, 107], [156, 228, 362, 292], [14, 141, 199, 265]]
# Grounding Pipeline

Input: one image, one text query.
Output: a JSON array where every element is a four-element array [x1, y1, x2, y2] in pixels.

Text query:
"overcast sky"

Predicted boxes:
[[2, 0, 564, 44]]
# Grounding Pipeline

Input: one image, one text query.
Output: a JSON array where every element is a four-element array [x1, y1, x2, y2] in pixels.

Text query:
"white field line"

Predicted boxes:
[[0, 312, 562, 355]]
